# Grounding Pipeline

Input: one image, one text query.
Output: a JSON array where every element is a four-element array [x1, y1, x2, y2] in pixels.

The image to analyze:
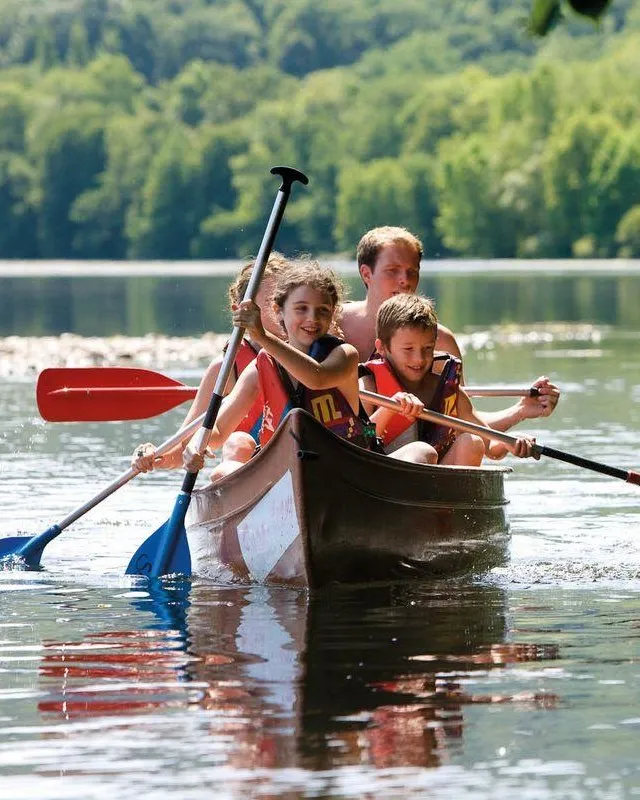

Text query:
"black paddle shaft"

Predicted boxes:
[[181, 166, 309, 495], [538, 444, 640, 485]]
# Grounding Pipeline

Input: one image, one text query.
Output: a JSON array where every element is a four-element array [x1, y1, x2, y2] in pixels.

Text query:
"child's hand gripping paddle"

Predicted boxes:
[[126, 166, 309, 579]]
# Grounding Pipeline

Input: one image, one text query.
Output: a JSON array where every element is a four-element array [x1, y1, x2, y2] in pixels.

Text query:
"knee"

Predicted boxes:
[[405, 441, 438, 465], [459, 433, 486, 466], [222, 431, 257, 463]]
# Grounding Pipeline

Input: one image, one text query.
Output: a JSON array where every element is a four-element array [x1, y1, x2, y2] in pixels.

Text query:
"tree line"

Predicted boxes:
[[1, 0, 640, 261]]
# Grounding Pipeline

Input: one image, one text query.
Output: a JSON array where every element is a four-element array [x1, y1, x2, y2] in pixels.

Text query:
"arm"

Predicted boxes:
[[476, 376, 560, 432], [182, 364, 260, 471], [456, 389, 538, 459], [235, 300, 359, 391], [359, 372, 425, 439], [131, 354, 226, 472]]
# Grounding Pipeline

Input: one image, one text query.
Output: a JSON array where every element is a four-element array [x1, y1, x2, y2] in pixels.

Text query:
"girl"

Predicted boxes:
[[181, 260, 375, 474], [132, 253, 290, 475]]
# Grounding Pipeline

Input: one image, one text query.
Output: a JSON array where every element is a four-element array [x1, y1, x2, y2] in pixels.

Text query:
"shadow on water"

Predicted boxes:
[[36, 579, 559, 774]]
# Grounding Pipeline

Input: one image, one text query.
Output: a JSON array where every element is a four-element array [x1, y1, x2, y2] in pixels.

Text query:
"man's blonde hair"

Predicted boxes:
[[227, 252, 291, 308], [376, 294, 438, 347], [356, 226, 423, 271]]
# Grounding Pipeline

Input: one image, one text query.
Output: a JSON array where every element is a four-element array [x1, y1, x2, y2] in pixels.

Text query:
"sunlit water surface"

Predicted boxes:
[[1, 325, 639, 799]]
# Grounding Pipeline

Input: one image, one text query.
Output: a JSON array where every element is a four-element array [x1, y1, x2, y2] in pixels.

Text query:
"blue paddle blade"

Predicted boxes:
[[0, 536, 46, 569], [0, 536, 39, 568], [126, 519, 192, 578]]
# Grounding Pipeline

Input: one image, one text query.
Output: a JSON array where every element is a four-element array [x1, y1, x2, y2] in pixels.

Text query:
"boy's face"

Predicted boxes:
[[376, 325, 436, 388], [359, 243, 420, 308]]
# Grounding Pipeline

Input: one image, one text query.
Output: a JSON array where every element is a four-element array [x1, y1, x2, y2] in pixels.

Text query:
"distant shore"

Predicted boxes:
[[0, 323, 608, 379], [2, 258, 640, 278], [0, 332, 227, 378]]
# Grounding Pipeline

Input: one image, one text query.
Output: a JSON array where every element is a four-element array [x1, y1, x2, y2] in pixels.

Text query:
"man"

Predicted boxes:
[[338, 226, 559, 432]]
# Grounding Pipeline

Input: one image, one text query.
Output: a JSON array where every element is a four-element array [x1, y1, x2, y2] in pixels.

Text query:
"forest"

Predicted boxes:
[[1, 0, 639, 260]]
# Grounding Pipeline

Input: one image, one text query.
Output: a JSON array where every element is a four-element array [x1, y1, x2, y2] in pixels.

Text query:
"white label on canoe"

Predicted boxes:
[[237, 470, 299, 582]]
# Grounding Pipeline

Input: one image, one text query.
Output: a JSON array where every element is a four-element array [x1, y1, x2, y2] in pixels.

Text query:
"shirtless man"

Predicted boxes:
[[338, 226, 559, 432]]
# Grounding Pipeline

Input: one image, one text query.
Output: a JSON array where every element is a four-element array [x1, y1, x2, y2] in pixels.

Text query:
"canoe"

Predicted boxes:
[[185, 408, 511, 589]]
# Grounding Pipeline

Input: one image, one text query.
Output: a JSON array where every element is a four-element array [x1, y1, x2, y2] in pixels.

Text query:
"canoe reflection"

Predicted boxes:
[[38, 580, 559, 771]]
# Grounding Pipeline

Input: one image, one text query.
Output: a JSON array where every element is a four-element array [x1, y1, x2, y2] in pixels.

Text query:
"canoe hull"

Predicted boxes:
[[186, 409, 510, 589]]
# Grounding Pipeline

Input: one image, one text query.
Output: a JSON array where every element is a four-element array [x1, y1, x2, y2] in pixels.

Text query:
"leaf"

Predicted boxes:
[[528, 0, 563, 36]]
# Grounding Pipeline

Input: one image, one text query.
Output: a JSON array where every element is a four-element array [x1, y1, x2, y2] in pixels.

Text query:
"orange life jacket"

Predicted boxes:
[[231, 339, 263, 442], [256, 336, 373, 449], [363, 355, 462, 457]]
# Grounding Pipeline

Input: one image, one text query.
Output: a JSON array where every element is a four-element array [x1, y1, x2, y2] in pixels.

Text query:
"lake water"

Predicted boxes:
[[0, 266, 639, 799]]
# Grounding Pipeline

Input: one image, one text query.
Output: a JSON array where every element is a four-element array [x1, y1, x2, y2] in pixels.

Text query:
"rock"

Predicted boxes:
[[0, 333, 228, 378]]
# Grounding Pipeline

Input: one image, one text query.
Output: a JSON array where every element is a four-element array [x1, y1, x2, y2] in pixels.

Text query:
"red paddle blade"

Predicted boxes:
[[37, 367, 197, 422]]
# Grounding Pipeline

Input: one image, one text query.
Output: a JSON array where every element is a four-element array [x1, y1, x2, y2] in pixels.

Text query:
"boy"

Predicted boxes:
[[359, 294, 537, 466]]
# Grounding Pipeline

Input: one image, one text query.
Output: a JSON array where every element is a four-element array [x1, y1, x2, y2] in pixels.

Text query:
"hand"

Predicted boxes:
[[518, 376, 560, 420], [232, 300, 265, 340], [182, 439, 206, 473], [509, 435, 540, 459], [391, 391, 424, 419], [132, 442, 157, 473]]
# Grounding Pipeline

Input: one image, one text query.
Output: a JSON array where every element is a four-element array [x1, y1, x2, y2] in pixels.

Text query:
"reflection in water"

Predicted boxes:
[[37, 581, 559, 775], [2, 271, 640, 336]]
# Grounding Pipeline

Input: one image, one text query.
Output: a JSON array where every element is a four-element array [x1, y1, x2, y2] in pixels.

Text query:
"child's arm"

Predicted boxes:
[[234, 300, 358, 391], [182, 364, 260, 471], [476, 376, 560, 431], [131, 353, 227, 472], [456, 389, 538, 460], [182, 354, 224, 426], [359, 373, 424, 439]]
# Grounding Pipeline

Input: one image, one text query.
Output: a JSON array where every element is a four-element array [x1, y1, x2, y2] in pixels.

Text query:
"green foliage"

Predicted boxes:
[[335, 155, 440, 256], [615, 204, 640, 256], [0, 0, 638, 260], [28, 104, 107, 257]]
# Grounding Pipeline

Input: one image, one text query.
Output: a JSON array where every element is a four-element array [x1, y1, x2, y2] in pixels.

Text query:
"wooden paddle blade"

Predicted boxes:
[[126, 519, 191, 578], [37, 367, 196, 421]]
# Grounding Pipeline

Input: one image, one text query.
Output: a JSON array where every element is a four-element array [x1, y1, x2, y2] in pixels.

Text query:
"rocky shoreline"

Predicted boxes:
[[0, 332, 227, 378], [0, 323, 608, 379]]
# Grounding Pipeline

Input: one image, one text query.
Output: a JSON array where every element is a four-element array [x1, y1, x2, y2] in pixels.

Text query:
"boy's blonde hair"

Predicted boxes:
[[272, 258, 345, 313], [356, 226, 423, 271], [227, 251, 291, 308], [376, 294, 438, 347]]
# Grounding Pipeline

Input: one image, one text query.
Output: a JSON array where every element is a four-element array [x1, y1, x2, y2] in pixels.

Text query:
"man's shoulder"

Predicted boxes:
[[435, 323, 461, 358], [339, 300, 366, 322]]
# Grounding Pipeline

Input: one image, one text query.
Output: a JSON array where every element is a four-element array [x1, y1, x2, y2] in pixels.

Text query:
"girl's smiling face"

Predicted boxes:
[[277, 284, 335, 350], [376, 325, 437, 389]]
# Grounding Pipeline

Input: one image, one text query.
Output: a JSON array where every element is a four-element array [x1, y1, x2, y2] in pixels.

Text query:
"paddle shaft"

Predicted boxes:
[[145, 166, 309, 578], [36, 367, 540, 422], [6, 412, 206, 562], [359, 389, 640, 486]]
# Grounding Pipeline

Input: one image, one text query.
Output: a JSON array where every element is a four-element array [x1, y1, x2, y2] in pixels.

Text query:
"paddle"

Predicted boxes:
[[126, 165, 309, 579], [360, 389, 640, 487], [0, 412, 207, 567], [36, 366, 541, 422]]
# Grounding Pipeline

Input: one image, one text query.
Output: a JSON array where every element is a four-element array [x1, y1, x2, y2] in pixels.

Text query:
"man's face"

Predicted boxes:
[[359, 243, 420, 307]]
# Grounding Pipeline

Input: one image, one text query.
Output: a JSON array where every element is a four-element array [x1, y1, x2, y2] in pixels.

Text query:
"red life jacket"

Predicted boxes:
[[363, 355, 462, 457], [256, 337, 373, 449], [231, 339, 263, 442]]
